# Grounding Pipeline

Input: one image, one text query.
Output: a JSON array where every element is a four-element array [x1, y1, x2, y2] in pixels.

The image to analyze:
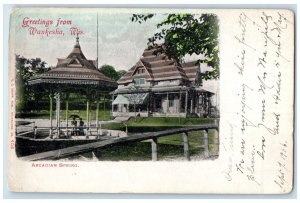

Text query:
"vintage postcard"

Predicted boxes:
[[7, 8, 294, 194]]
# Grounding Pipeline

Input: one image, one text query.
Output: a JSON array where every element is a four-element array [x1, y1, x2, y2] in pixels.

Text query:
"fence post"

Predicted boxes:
[[203, 129, 209, 158], [182, 132, 190, 161], [151, 137, 158, 161], [33, 126, 37, 139], [213, 119, 219, 156]]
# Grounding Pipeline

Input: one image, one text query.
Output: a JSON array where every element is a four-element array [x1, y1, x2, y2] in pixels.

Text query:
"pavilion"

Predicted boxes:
[[27, 36, 117, 138]]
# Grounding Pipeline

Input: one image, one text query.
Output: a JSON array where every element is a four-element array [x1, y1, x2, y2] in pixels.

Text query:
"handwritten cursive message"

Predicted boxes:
[[222, 10, 293, 193]]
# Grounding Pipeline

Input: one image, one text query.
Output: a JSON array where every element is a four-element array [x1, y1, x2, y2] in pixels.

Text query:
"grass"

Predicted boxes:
[[102, 117, 215, 132], [76, 130, 218, 161], [93, 117, 218, 161], [127, 117, 215, 126]]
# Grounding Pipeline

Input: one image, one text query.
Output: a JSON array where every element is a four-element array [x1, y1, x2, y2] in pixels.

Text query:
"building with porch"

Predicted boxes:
[[111, 44, 217, 118]]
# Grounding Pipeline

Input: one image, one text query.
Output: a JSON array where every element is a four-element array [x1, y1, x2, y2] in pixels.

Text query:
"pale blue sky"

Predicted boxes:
[[10, 8, 218, 100], [10, 9, 164, 70]]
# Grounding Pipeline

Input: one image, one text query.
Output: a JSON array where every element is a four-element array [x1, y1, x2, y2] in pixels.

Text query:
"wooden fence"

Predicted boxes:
[[20, 123, 219, 161]]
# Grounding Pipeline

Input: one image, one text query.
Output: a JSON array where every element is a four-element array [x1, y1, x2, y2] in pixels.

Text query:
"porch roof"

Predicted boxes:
[[195, 88, 215, 96], [112, 93, 149, 105]]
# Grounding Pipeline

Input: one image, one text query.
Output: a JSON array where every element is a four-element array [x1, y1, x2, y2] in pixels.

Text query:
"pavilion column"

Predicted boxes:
[[103, 94, 106, 120], [65, 95, 69, 137], [86, 98, 90, 139], [49, 93, 53, 138], [96, 99, 99, 135], [111, 93, 114, 116], [55, 92, 61, 138]]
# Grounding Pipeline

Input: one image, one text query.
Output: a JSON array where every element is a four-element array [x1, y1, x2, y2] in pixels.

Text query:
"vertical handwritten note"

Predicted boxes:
[[221, 10, 294, 194]]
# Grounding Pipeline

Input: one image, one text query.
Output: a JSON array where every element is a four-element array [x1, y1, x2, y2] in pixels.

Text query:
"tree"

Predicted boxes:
[[99, 64, 119, 81], [131, 13, 219, 80], [117, 70, 127, 79], [15, 55, 50, 112], [99, 64, 127, 81]]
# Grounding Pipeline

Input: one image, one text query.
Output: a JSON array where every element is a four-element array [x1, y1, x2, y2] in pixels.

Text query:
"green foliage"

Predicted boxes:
[[131, 14, 154, 23], [99, 64, 127, 81], [16, 55, 49, 81], [15, 55, 50, 112], [131, 13, 219, 80], [117, 70, 127, 79]]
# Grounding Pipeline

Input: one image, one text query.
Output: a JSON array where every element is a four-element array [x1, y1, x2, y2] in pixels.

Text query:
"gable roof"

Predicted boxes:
[[117, 44, 199, 85], [182, 61, 201, 84]]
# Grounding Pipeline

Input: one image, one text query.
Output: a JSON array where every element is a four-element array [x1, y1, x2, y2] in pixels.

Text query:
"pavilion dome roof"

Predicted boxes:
[[66, 36, 87, 60], [28, 37, 117, 89]]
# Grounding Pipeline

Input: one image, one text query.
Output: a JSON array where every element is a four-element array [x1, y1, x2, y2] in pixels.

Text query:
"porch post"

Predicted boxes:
[[49, 93, 53, 138], [191, 97, 194, 114], [208, 96, 212, 116], [185, 91, 188, 116], [151, 137, 158, 161], [153, 93, 156, 113], [195, 92, 198, 114], [179, 91, 182, 113], [166, 92, 169, 113], [147, 92, 150, 115]]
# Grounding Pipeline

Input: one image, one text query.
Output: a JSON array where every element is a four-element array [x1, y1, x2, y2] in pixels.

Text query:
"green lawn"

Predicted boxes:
[[94, 117, 218, 161], [76, 129, 218, 161], [102, 117, 216, 132]]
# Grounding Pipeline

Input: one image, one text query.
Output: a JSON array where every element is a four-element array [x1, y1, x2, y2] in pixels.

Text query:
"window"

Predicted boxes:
[[137, 68, 145, 74], [140, 78, 145, 84], [134, 78, 145, 85]]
